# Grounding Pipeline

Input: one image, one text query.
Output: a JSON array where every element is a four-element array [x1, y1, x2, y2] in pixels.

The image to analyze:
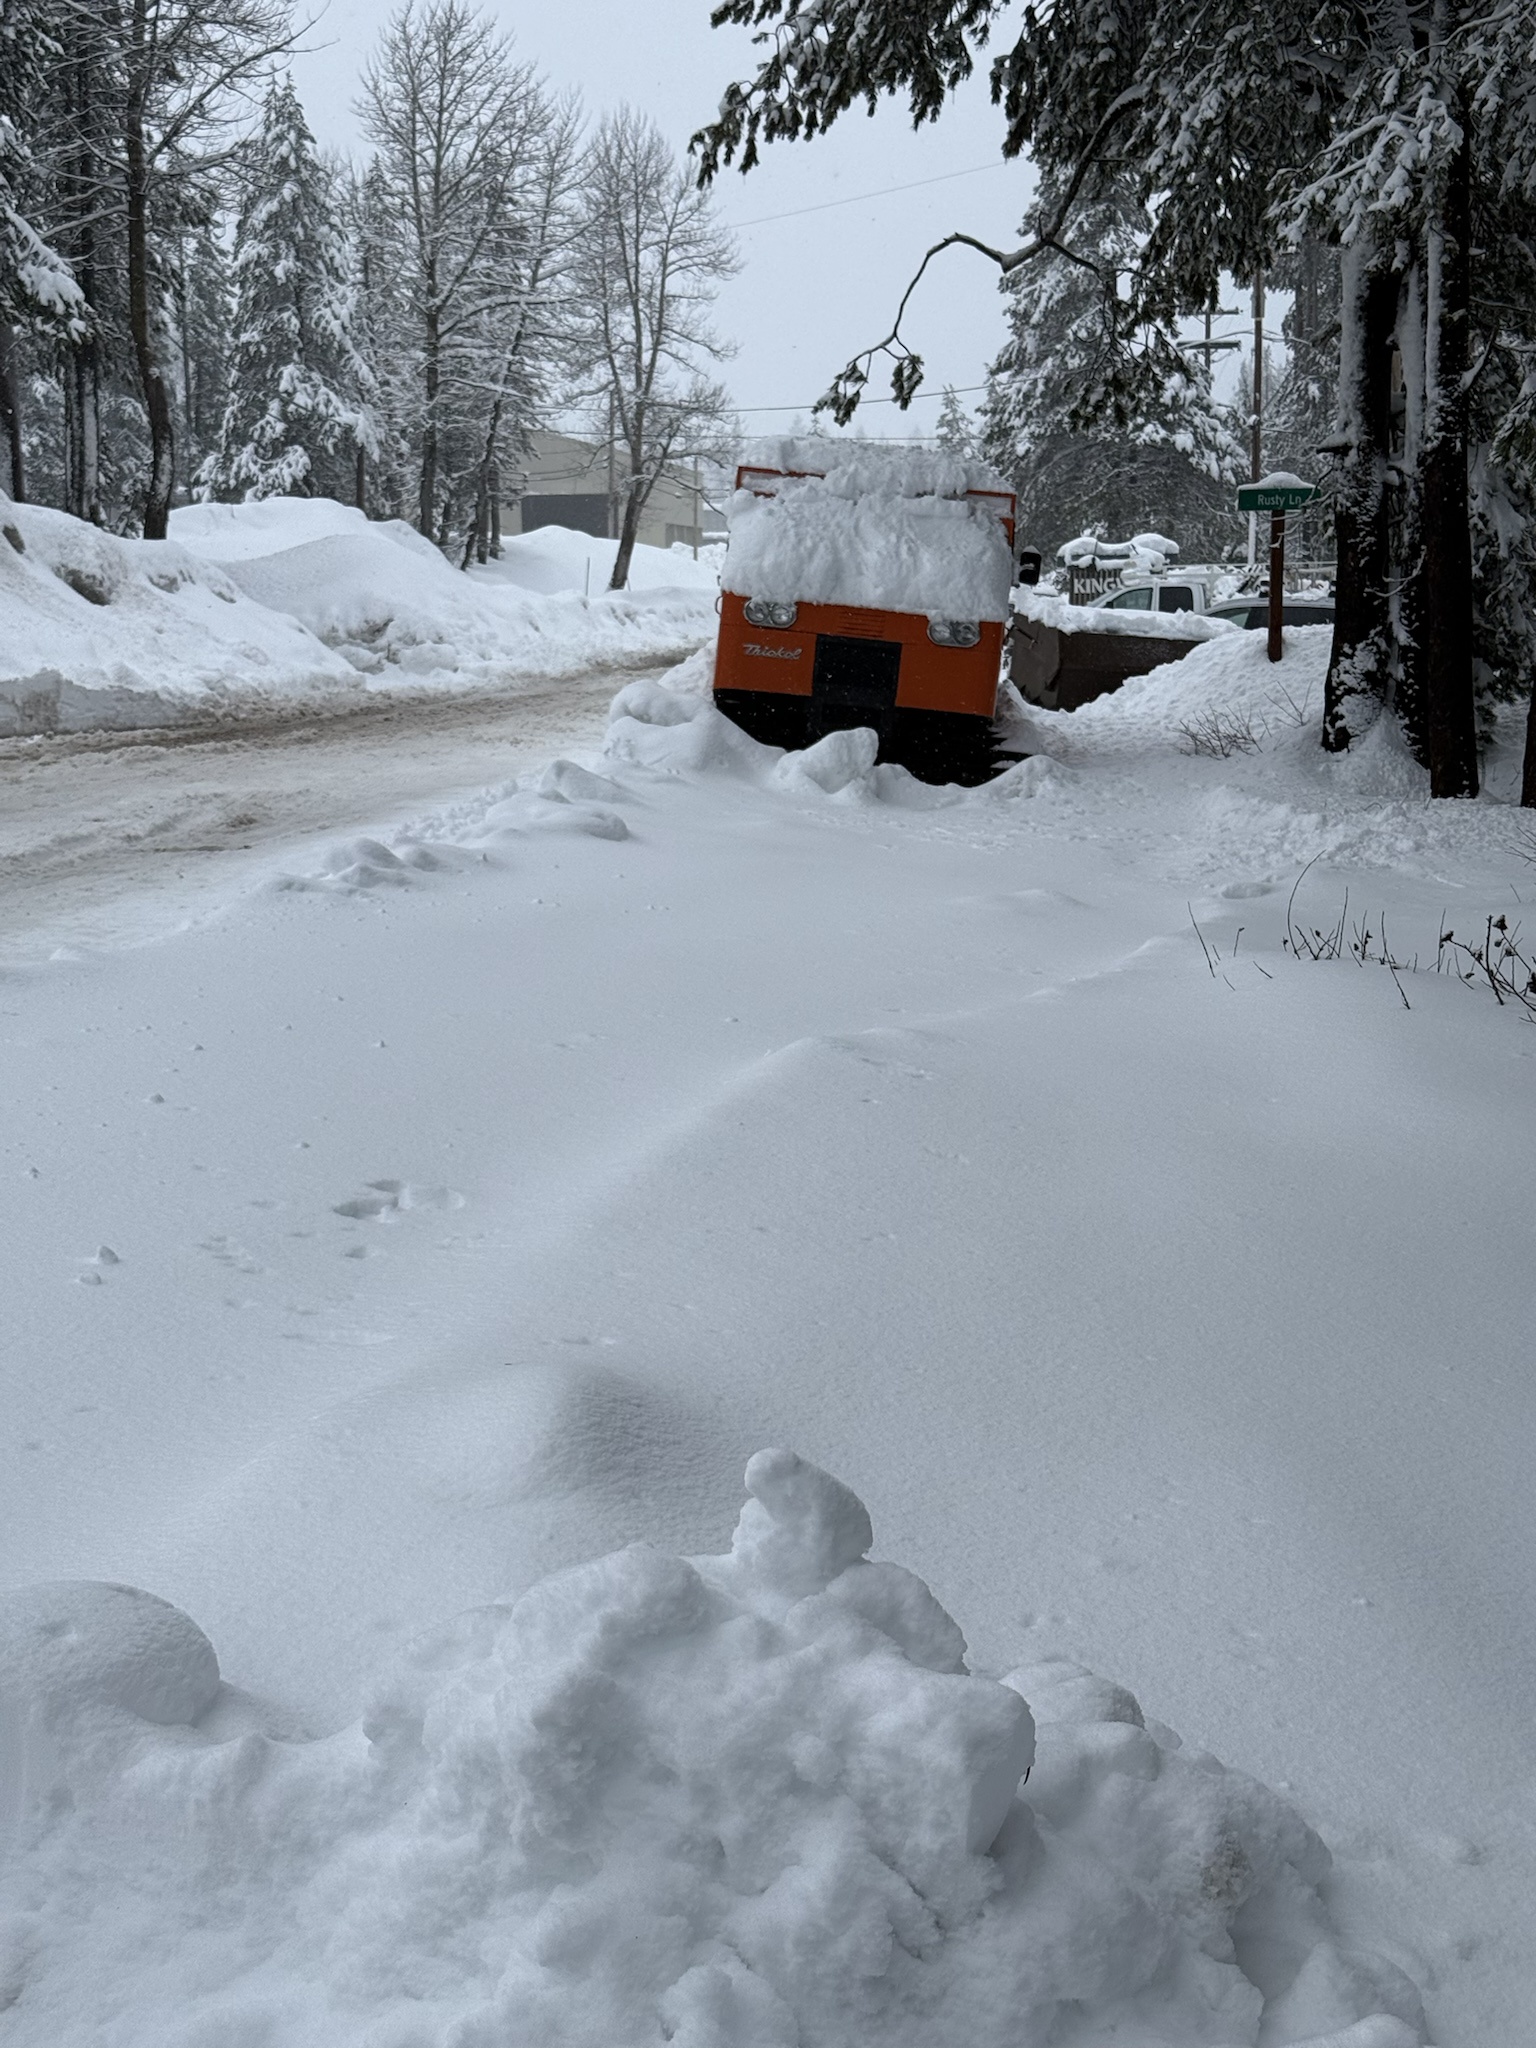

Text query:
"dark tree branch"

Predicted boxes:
[[811, 87, 1147, 422]]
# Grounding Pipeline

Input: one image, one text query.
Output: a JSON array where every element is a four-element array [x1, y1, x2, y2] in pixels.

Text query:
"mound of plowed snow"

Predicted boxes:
[[0, 497, 715, 732], [224, 526, 712, 681], [479, 522, 721, 597], [0, 492, 356, 733], [169, 495, 441, 565], [0, 1451, 1421, 2047]]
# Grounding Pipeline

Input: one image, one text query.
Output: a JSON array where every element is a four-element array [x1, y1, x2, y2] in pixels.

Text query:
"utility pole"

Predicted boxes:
[[1181, 304, 1240, 370], [693, 456, 701, 560]]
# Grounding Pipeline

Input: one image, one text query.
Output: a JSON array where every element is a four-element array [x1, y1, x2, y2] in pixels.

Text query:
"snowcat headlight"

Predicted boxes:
[[743, 597, 798, 629], [927, 618, 981, 648]]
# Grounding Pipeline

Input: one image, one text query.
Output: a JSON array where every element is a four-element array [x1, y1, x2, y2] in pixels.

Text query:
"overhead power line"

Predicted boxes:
[[730, 381, 987, 415], [727, 162, 1011, 231]]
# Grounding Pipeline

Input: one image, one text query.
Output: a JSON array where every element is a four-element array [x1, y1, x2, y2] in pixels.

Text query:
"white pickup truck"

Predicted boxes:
[[1090, 576, 1214, 617]]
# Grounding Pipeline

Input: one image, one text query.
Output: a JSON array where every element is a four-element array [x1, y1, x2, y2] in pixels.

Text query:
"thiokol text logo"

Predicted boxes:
[[743, 642, 803, 659]]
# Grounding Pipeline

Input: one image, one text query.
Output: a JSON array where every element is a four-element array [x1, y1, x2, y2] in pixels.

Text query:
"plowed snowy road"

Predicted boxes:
[[0, 670, 622, 961]]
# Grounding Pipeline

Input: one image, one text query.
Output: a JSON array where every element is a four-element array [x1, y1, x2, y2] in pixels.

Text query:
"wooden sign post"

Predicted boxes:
[[1236, 477, 1317, 661]]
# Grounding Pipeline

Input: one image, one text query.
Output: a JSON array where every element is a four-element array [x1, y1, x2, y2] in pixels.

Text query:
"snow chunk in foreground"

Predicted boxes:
[[0, 1452, 1423, 2047]]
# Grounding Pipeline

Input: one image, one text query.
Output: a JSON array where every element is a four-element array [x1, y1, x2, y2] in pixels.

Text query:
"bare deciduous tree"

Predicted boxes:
[[358, 0, 563, 544], [458, 90, 581, 568], [569, 109, 736, 591]]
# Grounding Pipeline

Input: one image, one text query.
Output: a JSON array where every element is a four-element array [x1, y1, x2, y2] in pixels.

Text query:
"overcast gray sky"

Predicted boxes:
[[290, 0, 1038, 436]]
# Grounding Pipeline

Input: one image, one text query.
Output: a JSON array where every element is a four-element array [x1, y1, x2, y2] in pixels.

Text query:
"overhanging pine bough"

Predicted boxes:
[[694, 0, 1531, 803]]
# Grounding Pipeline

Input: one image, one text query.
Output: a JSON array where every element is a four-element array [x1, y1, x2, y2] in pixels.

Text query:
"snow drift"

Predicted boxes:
[[222, 526, 703, 682], [0, 491, 356, 734], [0, 496, 715, 735], [189, 504, 715, 685], [173, 495, 720, 603], [0, 1450, 1422, 2047], [476, 523, 722, 599], [169, 495, 444, 565], [602, 649, 1066, 810]]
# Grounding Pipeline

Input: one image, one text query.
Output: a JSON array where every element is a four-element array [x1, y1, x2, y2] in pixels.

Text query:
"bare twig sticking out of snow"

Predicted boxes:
[[1282, 866, 1413, 1006], [1438, 913, 1536, 1018], [1188, 903, 1218, 977], [1282, 864, 1536, 1018], [1176, 708, 1264, 757]]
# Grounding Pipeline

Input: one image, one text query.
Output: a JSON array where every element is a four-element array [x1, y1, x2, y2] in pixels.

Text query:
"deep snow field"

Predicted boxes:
[[2, 568, 1534, 2046]]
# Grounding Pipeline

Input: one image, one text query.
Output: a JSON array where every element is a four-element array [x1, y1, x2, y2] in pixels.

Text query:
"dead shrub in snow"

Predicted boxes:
[[1176, 708, 1263, 757], [1438, 913, 1536, 1019], [1265, 678, 1318, 728], [1281, 858, 1414, 1007], [1281, 858, 1536, 1019]]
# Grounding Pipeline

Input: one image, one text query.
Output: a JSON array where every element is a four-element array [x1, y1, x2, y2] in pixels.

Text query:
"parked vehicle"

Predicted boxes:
[[713, 452, 1020, 784], [1091, 577, 1215, 617], [1207, 597, 1335, 629]]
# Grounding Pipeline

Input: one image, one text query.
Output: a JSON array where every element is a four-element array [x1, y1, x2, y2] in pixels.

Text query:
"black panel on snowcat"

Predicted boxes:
[[811, 635, 901, 711]]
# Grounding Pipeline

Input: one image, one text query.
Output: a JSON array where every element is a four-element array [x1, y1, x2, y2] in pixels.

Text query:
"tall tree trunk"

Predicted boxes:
[[1394, 261, 1429, 763], [65, 351, 83, 518], [0, 323, 25, 500], [608, 478, 643, 591], [1419, 112, 1478, 798], [419, 296, 439, 536], [1324, 249, 1397, 750], [125, 28, 176, 540], [82, 346, 102, 525], [1521, 693, 1536, 807], [464, 393, 502, 568], [354, 441, 367, 511], [64, 345, 103, 525]]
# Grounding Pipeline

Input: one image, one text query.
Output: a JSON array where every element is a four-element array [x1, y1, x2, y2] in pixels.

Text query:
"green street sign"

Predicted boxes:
[[1237, 478, 1317, 513]]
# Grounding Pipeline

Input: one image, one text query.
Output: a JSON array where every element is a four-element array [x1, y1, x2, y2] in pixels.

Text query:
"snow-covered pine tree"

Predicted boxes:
[[1264, 238, 1338, 571], [0, 0, 88, 499], [934, 385, 975, 455], [343, 158, 412, 519], [14, 0, 134, 527], [980, 174, 1241, 561], [203, 76, 370, 502]]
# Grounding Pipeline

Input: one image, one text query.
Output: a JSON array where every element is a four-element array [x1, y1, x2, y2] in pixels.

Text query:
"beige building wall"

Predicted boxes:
[[509, 431, 706, 551]]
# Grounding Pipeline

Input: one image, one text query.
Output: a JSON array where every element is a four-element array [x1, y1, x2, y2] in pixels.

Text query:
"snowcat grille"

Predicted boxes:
[[812, 634, 901, 711]]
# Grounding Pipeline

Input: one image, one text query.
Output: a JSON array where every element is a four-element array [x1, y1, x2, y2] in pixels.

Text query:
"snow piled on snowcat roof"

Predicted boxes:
[[740, 437, 1011, 501], [725, 442, 1016, 622]]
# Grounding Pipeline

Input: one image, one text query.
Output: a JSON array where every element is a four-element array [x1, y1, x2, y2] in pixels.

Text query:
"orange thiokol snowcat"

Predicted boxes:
[[712, 448, 1022, 786]]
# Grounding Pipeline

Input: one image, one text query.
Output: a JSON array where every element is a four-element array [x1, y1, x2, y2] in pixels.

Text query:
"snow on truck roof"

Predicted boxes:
[[723, 439, 1016, 623]]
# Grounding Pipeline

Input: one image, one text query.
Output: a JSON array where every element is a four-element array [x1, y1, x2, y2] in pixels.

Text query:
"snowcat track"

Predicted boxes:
[[713, 690, 1024, 789]]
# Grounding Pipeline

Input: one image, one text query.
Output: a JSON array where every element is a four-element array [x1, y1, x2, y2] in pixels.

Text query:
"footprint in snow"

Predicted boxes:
[[199, 1235, 262, 1274], [76, 1244, 120, 1284], [332, 1179, 464, 1221]]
